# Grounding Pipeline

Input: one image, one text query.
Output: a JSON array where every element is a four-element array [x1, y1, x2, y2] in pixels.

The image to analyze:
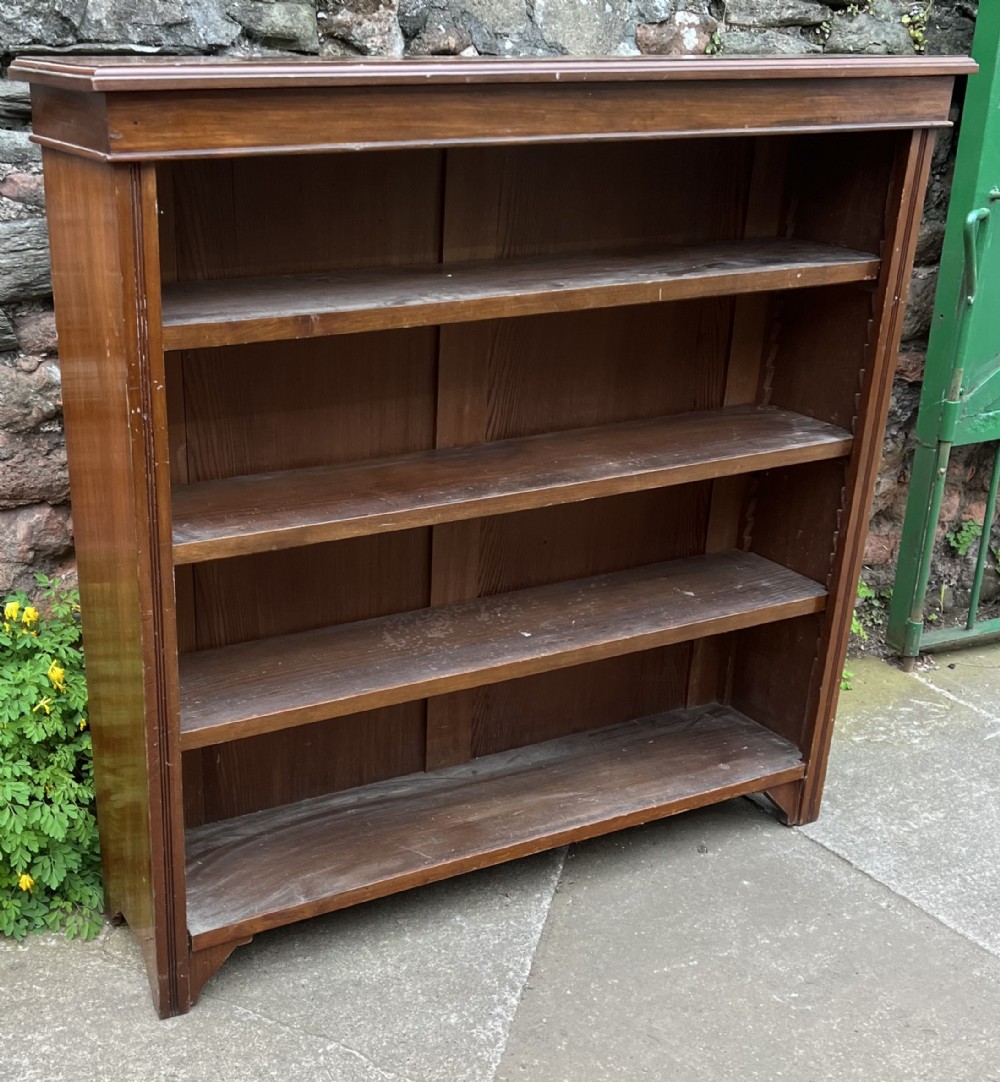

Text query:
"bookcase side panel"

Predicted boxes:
[[800, 129, 938, 821], [41, 149, 187, 1016], [731, 129, 938, 823]]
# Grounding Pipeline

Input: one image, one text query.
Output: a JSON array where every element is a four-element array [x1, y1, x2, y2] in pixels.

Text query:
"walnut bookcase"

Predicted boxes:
[[12, 53, 971, 1017]]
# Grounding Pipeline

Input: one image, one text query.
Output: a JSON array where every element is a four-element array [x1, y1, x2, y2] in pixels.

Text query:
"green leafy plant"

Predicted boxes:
[[850, 577, 889, 644], [945, 519, 983, 558], [858, 577, 890, 620], [902, 2, 932, 53], [705, 30, 723, 56], [1, 576, 102, 940], [841, 668, 854, 691]]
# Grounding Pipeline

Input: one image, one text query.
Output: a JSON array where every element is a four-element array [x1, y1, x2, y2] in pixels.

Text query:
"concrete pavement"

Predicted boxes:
[[3, 649, 999, 1081]]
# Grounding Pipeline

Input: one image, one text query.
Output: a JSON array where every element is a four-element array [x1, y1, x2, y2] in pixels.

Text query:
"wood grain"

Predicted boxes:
[[172, 407, 852, 563], [183, 703, 427, 827], [185, 704, 806, 948], [40, 151, 187, 1016], [166, 158, 441, 835], [178, 550, 827, 749], [470, 645, 691, 757], [688, 133, 791, 706], [163, 150, 444, 284], [425, 322, 492, 771], [161, 240, 879, 349], [24, 79, 962, 163], [10, 54, 976, 94]]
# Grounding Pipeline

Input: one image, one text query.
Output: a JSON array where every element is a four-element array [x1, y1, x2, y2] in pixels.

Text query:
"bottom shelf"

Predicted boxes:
[[185, 704, 805, 947]]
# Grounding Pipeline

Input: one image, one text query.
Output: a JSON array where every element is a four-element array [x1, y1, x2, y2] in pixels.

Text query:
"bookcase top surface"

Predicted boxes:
[[10, 53, 975, 94], [13, 53, 973, 161]]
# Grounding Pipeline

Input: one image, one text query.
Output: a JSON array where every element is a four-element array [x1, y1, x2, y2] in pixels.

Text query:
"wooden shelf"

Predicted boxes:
[[172, 406, 853, 564], [185, 703, 806, 947], [160, 239, 880, 350], [178, 550, 826, 750]]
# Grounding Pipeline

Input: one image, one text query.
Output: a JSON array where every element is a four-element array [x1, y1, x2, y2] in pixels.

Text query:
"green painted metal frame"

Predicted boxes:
[[887, 6, 1000, 662]]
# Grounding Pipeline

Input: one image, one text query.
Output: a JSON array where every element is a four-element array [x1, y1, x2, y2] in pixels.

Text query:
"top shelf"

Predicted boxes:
[[161, 239, 880, 350], [10, 55, 976, 94]]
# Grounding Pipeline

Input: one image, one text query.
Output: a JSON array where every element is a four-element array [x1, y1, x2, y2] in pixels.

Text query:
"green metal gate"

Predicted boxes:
[[887, 5, 1000, 665]]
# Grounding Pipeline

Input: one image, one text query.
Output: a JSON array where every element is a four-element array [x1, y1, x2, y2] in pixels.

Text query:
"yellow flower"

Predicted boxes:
[[47, 660, 66, 692], [79, 717, 88, 731], [21, 606, 39, 626], [18, 874, 34, 892], [32, 698, 52, 716], [2, 622, 8, 633], [3, 600, 19, 621]]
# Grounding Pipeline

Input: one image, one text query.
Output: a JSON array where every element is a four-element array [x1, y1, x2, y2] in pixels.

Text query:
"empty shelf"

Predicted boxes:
[[161, 239, 880, 349], [185, 704, 806, 947], [172, 406, 853, 564], [178, 549, 826, 749]]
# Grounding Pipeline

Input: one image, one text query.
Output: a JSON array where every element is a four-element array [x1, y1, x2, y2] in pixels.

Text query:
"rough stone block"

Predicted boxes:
[[0, 310, 16, 352], [633, 0, 676, 23], [637, 12, 718, 55], [902, 265, 938, 344], [396, 0, 426, 38], [318, 0, 404, 56], [0, 80, 32, 128], [533, 0, 630, 56], [13, 309, 58, 356], [863, 525, 899, 566], [0, 221, 50, 304], [450, 0, 530, 38], [923, 9, 976, 56], [0, 173, 46, 210], [723, 27, 820, 53], [227, 1, 320, 51], [0, 360, 61, 433], [0, 503, 72, 595], [0, 357, 69, 494], [724, 0, 831, 28], [0, 129, 41, 167], [895, 351, 926, 384], [77, 0, 240, 49], [0, 1, 86, 50], [408, 21, 473, 55], [825, 5, 913, 54], [914, 219, 945, 266], [0, 428, 70, 508]]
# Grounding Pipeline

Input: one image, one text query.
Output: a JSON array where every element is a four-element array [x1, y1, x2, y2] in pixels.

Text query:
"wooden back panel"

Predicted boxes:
[[173, 129, 908, 822]]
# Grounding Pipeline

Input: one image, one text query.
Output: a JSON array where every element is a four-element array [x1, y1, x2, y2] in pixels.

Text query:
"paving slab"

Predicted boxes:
[[1, 850, 562, 1082], [205, 849, 564, 1082], [915, 641, 1000, 719], [496, 800, 1000, 1082], [0, 930, 371, 1082], [802, 654, 1000, 955]]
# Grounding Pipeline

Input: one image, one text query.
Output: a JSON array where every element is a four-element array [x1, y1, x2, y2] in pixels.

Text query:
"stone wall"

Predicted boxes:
[[0, 2, 980, 616]]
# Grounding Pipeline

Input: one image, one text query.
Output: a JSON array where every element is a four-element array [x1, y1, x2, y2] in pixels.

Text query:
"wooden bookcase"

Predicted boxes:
[[12, 54, 971, 1017]]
